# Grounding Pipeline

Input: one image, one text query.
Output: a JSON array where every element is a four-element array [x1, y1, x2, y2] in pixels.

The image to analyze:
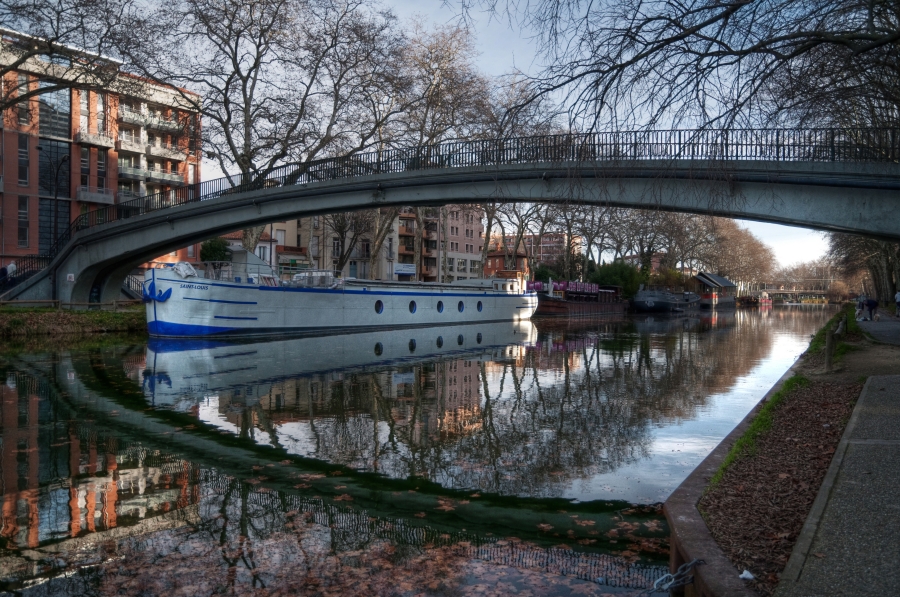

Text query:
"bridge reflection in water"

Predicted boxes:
[[0, 310, 832, 594]]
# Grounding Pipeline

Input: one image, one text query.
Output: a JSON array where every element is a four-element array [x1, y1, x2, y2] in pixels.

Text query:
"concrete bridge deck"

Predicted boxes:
[[5, 128, 900, 303]]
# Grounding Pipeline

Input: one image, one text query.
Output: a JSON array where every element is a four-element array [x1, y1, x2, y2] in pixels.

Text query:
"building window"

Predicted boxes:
[[332, 237, 341, 258], [187, 244, 195, 258], [80, 147, 90, 187], [275, 229, 285, 245], [360, 239, 371, 259], [97, 150, 107, 188], [79, 90, 88, 131], [457, 259, 467, 272], [448, 260, 454, 272], [96, 93, 107, 133], [387, 237, 393, 257], [37, 140, 71, 198], [17, 134, 29, 185], [17, 74, 29, 125], [18, 196, 29, 248], [470, 261, 480, 273], [38, 83, 71, 139]]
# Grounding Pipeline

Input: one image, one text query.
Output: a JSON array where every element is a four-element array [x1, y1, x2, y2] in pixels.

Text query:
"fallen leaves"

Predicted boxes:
[[699, 380, 860, 596]]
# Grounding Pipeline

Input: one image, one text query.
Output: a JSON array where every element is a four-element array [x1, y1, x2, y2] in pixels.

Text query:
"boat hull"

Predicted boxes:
[[534, 294, 627, 317], [144, 270, 538, 338], [631, 291, 700, 313]]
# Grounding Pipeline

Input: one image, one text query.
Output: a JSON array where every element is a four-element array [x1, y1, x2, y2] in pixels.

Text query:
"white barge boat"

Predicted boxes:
[[143, 251, 537, 338]]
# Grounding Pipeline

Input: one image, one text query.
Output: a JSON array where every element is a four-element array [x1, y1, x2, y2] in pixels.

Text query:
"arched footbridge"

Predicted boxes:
[[6, 128, 900, 303]]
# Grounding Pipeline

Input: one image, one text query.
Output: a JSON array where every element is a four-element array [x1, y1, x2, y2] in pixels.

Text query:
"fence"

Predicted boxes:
[[7, 128, 900, 294]]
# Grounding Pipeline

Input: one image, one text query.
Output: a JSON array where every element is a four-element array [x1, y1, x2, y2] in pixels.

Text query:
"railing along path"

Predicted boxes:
[[7, 128, 900, 291]]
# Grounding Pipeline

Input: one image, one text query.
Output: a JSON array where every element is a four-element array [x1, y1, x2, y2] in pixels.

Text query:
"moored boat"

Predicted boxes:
[[530, 280, 627, 317], [143, 250, 538, 338], [631, 286, 701, 313]]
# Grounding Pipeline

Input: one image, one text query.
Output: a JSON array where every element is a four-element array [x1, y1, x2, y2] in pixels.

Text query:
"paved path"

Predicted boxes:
[[775, 367, 900, 596], [856, 315, 900, 344]]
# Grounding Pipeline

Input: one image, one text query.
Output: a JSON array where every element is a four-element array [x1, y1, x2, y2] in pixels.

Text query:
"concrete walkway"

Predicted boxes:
[[775, 323, 900, 597], [856, 314, 900, 344]]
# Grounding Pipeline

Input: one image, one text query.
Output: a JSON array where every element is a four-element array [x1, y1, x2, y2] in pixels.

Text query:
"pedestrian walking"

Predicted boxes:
[[866, 297, 879, 321]]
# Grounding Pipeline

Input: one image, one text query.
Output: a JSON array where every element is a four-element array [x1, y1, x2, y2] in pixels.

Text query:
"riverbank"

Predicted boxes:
[[0, 307, 146, 340], [666, 306, 900, 596]]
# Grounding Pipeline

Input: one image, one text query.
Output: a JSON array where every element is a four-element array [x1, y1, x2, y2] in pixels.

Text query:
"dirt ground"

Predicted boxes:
[[699, 323, 900, 596]]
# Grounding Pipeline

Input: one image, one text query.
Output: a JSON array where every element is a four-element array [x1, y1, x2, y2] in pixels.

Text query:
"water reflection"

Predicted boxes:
[[128, 310, 821, 501], [0, 308, 832, 595]]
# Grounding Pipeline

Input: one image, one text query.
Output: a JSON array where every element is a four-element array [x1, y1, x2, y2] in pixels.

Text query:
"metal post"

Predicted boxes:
[[825, 324, 835, 372]]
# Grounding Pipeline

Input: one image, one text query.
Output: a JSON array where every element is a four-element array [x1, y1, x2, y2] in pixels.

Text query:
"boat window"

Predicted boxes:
[[477, 301, 483, 312], [457, 301, 464, 312], [375, 300, 384, 314], [457, 334, 464, 345], [476, 333, 482, 344], [408, 339, 416, 352], [437, 301, 444, 313], [374, 342, 383, 356], [409, 301, 417, 314], [436, 336, 443, 348]]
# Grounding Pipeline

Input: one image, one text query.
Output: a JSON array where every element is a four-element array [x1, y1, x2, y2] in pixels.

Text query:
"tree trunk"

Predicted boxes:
[[414, 208, 425, 281], [369, 207, 400, 280]]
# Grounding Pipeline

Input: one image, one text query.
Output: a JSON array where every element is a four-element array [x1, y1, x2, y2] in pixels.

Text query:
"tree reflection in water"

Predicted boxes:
[[137, 311, 805, 498], [0, 309, 833, 594]]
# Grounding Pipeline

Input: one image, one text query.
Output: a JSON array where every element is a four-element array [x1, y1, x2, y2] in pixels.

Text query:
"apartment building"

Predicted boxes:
[[262, 206, 485, 282], [491, 232, 583, 269], [0, 31, 201, 268]]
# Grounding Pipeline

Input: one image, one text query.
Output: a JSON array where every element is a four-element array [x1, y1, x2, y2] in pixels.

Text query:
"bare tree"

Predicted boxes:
[[323, 211, 373, 273], [367, 207, 401, 280], [129, 0, 408, 251], [1, 0, 144, 112], [465, 0, 900, 128]]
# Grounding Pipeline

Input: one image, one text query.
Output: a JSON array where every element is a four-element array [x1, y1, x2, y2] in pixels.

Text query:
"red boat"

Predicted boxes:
[[530, 280, 627, 317]]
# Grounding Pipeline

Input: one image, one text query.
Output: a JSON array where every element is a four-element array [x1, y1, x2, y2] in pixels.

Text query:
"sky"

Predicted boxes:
[[385, 0, 831, 268]]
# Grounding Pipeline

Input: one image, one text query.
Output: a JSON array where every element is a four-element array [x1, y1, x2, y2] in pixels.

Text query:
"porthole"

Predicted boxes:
[[409, 300, 417, 314], [436, 336, 444, 348], [476, 333, 482, 344], [375, 300, 384, 314], [458, 301, 464, 312], [477, 301, 483, 312], [457, 334, 464, 345], [374, 342, 383, 356], [408, 339, 417, 352], [437, 301, 444, 313]]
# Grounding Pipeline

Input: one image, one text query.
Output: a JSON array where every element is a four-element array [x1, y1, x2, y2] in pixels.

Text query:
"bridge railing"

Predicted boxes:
[[6, 127, 900, 295]]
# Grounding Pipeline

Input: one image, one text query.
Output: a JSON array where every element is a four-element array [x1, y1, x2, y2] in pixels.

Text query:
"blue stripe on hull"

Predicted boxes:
[[148, 320, 240, 337]]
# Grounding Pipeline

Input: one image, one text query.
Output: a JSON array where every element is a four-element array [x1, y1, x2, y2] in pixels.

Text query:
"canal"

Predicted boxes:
[[0, 307, 832, 596]]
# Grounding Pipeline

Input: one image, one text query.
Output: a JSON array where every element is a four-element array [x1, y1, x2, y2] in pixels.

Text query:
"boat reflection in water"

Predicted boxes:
[[143, 320, 537, 411]]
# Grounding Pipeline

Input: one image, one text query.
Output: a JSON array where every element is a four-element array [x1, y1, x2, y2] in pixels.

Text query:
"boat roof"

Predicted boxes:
[[695, 272, 737, 288]]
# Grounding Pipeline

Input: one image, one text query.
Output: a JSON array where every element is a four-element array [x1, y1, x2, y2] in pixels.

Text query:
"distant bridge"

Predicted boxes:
[[5, 128, 900, 303]]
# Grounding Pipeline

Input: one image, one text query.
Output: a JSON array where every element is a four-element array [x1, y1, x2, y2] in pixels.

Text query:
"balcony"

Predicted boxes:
[[118, 106, 145, 126], [145, 113, 181, 132], [422, 267, 436, 278], [116, 136, 144, 154], [398, 225, 416, 236], [118, 190, 142, 203], [118, 165, 151, 181], [147, 142, 187, 161], [74, 127, 115, 148], [147, 168, 183, 184], [423, 229, 436, 240], [399, 245, 415, 256], [76, 186, 115, 205]]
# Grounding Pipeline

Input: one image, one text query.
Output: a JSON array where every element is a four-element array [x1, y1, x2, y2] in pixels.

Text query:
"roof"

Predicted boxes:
[[695, 272, 737, 288]]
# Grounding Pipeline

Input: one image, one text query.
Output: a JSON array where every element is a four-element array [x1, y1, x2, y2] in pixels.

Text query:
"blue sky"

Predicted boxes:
[[388, 0, 831, 268]]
